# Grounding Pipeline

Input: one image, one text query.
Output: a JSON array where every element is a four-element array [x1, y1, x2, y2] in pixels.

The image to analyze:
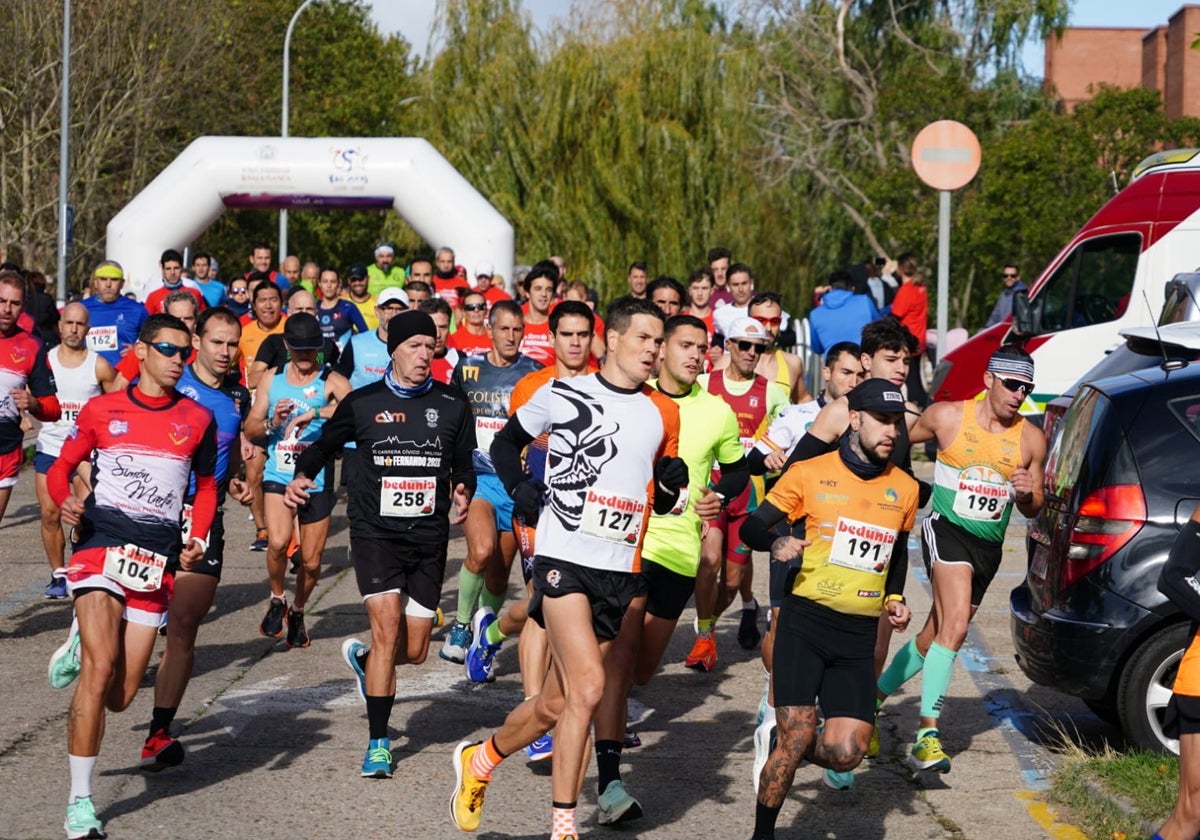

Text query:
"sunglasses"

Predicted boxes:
[[230, 288, 249, 295], [995, 376, 1033, 395], [752, 316, 782, 327], [734, 340, 767, 355], [150, 341, 193, 362], [462, 303, 488, 312], [1002, 273, 1018, 279]]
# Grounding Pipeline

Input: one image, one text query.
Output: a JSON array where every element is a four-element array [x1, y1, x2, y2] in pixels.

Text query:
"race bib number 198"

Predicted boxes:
[[952, 468, 1010, 521], [379, 476, 437, 517], [103, 544, 167, 592]]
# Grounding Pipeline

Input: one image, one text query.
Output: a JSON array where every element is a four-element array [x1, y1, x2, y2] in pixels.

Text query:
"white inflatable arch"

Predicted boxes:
[[106, 136, 514, 298]]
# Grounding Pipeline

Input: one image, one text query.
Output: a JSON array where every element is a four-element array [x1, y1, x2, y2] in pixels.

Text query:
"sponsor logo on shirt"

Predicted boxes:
[[109, 420, 128, 436], [169, 423, 191, 446], [425, 408, 439, 428], [375, 410, 406, 424]]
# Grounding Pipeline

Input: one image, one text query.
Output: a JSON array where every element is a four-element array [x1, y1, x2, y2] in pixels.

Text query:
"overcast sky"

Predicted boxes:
[[365, 0, 1190, 78]]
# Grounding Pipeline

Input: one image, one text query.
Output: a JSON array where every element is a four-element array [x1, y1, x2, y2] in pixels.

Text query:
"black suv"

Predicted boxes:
[[1011, 361, 1200, 754]]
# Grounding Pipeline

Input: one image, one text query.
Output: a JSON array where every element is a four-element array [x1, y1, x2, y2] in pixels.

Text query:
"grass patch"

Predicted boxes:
[[1050, 745, 1177, 839]]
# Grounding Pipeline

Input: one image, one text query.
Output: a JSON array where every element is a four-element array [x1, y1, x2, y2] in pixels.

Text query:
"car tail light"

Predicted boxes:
[[1060, 484, 1146, 590]]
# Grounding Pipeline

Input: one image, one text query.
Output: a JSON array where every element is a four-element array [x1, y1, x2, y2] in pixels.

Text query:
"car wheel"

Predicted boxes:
[[1117, 623, 1187, 755]]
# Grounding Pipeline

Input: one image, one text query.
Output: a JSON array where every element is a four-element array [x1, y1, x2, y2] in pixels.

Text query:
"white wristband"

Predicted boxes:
[[189, 536, 209, 555]]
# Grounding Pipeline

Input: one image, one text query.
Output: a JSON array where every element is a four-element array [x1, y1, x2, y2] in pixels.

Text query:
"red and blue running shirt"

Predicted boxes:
[[48, 387, 218, 561], [0, 327, 60, 453]]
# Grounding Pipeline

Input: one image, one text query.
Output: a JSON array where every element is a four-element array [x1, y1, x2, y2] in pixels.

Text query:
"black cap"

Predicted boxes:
[[386, 310, 438, 355], [348, 262, 368, 280], [283, 312, 324, 350], [847, 378, 919, 415]]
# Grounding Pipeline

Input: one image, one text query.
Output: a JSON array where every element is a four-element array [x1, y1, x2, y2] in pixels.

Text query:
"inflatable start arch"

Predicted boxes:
[[106, 136, 514, 298]]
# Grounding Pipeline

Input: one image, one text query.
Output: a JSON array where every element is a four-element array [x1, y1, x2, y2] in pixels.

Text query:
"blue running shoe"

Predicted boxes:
[[824, 768, 855, 790], [341, 638, 368, 703], [64, 795, 106, 839], [45, 575, 68, 600], [464, 607, 501, 683], [526, 733, 553, 761], [361, 737, 393, 778], [439, 622, 472, 664]]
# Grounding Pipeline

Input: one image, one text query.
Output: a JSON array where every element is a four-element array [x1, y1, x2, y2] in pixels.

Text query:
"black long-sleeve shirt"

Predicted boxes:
[[295, 379, 476, 540]]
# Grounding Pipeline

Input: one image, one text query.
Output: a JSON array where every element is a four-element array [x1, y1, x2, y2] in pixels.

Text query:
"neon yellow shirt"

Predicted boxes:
[[642, 381, 743, 577]]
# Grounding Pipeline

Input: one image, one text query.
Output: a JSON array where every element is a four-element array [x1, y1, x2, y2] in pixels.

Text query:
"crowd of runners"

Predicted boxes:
[[0, 243, 1048, 840]]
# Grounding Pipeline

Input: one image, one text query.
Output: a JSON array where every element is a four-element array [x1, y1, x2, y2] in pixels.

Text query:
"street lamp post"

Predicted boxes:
[[56, 0, 71, 305], [279, 0, 319, 260]]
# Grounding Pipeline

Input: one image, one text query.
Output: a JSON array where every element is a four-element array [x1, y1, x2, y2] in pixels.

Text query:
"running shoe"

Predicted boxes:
[[439, 622, 472, 664], [250, 528, 269, 552], [623, 731, 641, 749], [64, 795, 105, 839], [361, 737, 393, 779], [737, 603, 761, 650], [751, 719, 777, 795], [341, 638, 368, 702], [140, 728, 185, 771], [48, 629, 81, 689], [259, 596, 286, 639], [285, 608, 310, 648], [824, 768, 855, 790], [434, 606, 445, 628], [865, 716, 880, 758], [525, 733, 553, 761], [44, 575, 68, 600], [909, 730, 952, 773], [450, 741, 489, 832], [464, 607, 501, 683], [597, 779, 643, 825], [684, 633, 717, 672], [755, 683, 769, 727]]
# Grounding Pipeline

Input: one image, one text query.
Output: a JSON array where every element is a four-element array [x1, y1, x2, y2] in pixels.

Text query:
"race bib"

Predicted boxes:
[[475, 416, 506, 455], [103, 544, 167, 592], [275, 438, 307, 476], [580, 489, 646, 544], [951, 467, 1010, 521], [87, 325, 118, 352], [181, 502, 194, 541], [739, 435, 756, 455], [828, 517, 897, 575], [58, 400, 84, 426], [379, 476, 437, 517]]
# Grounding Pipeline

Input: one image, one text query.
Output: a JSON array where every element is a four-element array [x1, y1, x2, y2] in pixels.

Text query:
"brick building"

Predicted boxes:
[[1044, 4, 1200, 118]]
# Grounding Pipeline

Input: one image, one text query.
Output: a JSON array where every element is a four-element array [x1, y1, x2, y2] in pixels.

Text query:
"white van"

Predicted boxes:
[[932, 148, 1200, 414]]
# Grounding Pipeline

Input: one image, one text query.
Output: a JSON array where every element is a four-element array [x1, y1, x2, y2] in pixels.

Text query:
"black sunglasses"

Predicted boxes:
[[734, 340, 767, 355], [1002, 273, 1018, 279], [150, 341, 193, 362], [996, 376, 1033, 395], [462, 303, 488, 312]]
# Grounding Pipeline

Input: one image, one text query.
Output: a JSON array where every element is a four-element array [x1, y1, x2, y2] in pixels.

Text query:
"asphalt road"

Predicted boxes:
[[0, 460, 1104, 839]]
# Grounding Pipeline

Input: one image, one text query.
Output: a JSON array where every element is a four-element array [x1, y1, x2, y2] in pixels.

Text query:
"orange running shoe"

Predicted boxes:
[[684, 633, 717, 672]]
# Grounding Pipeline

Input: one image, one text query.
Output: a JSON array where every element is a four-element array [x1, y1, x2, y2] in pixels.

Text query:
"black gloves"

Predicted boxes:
[[654, 456, 689, 493], [511, 479, 548, 524]]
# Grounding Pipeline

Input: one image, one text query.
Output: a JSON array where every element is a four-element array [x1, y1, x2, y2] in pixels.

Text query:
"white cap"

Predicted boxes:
[[377, 287, 409, 307], [474, 261, 494, 278], [725, 316, 769, 342], [374, 243, 395, 258]]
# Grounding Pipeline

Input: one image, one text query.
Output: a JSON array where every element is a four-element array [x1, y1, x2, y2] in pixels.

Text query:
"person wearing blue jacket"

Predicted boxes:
[[808, 270, 879, 355]]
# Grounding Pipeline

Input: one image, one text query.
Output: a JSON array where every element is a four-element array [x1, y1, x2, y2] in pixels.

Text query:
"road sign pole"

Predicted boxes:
[[937, 190, 951, 362]]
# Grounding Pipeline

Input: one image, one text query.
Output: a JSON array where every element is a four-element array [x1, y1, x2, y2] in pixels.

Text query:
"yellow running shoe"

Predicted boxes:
[[909, 729, 951, 773], [450, 741, 489, 831], [865, 717, 880, 758]]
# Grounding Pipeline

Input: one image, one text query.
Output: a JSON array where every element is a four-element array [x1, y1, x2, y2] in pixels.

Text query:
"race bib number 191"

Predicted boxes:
[[103, 544, 167, 592], [379, 476, 437, 517], [828, 517, 897, 575]]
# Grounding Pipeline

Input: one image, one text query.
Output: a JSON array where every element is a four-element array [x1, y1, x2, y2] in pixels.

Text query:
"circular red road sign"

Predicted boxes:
[[911, 120, 981, 191]]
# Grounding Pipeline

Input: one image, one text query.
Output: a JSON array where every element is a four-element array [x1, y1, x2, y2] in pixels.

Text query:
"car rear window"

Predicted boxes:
[[1046, 386, 1139, 502], [1167, 394, 1200, 445]]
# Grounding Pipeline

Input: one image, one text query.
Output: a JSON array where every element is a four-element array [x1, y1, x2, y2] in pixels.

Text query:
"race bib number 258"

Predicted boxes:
[[379, 476, 437, 517]]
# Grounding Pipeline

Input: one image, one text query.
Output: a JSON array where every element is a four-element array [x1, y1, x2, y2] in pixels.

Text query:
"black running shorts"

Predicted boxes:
[[351, 534, 448, 615], [528, 555, 643, 641], [263, 481, 335, 525], [772, 595, 877, 723], [921, 512, 1003, 607], [640, 556, 694, 622]]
